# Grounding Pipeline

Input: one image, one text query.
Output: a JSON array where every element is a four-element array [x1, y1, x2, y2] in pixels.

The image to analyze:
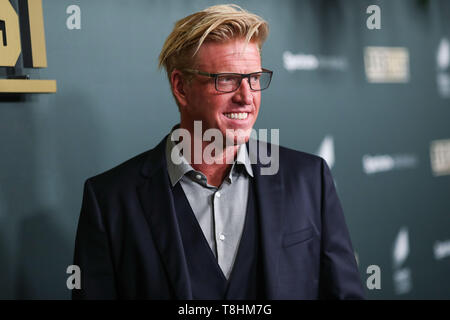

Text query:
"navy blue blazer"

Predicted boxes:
[[73, 135, 365, 299]]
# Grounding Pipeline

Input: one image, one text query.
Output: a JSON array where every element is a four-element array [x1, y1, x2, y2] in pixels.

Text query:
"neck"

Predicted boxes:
[[179, 121, 239, 187], [191, 138, 239, 187]]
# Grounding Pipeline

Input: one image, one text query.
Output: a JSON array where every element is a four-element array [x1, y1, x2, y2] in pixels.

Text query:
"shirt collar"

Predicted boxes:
[[165, 126, 253, 187], [234, 139, 254, 179], [165, 131, 192, 187]]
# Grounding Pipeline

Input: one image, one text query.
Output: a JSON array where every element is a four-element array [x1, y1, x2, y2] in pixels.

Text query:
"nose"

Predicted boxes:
[[232, 77, 253, 105]]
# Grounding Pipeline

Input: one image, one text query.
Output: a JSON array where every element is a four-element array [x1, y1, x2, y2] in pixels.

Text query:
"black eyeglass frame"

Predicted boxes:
[[182, 68, 273, 93]]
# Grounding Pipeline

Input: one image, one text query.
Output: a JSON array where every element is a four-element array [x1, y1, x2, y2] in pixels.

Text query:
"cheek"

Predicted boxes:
[[253, 94, 261, 111], [209, 97, 227, 115], [193, 90, 221, 115], [188, 92, 211, 116], [255, 91, 262, 102]]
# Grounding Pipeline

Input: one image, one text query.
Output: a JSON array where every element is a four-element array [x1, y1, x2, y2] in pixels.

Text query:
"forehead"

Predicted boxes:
[[194, 39, 261, 72]]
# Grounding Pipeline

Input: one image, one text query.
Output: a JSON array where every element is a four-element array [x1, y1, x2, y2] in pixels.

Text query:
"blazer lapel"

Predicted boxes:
[[137, 136, 192, 299], [249, 140, 284, 299]]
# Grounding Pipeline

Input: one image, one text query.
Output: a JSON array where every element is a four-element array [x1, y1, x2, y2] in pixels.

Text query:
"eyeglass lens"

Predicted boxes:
[[216, 72, 271, 92]]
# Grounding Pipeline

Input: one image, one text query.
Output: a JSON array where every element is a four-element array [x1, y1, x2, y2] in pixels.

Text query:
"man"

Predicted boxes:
[[73, 4, 365, 299]]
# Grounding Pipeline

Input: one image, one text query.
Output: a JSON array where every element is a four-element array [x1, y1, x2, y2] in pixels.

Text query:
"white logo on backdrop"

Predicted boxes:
[[316, 135, 335, 169], [437, 38, 450, 70], [437, 38, 450, 98], [362, 154, 418, 175], [430, 138, 450, 176], [393, 228, 409, 268], [283, 51, 347, 72], [434, 240, 450, 260], [393, 227, 412, 295], [364, 47, 410, 83]]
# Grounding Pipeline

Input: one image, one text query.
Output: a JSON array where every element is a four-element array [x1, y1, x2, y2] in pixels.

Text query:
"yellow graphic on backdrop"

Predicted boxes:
[[0, 0, 56, 93], [0, 0, 21, 66]]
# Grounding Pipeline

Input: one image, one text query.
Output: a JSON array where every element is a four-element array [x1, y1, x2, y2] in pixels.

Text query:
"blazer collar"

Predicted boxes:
[[137, 134, 193, 299], [248, 140, 284, 299]]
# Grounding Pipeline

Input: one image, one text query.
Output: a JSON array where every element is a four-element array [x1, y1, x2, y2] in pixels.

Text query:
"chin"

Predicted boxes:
[[224, 130, 251, 146]]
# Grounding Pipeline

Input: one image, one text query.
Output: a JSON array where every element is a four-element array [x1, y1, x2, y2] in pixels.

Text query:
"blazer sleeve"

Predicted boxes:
[[72, 179, 117, 299], [318, 159, 366, 299]]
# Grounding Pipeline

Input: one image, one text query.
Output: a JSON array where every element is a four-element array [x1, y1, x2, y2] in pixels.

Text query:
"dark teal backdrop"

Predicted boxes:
[[1, 0, 449, 299]]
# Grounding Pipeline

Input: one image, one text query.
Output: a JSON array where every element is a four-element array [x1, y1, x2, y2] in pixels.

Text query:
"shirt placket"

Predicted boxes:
[[212, 185, 230, 278]]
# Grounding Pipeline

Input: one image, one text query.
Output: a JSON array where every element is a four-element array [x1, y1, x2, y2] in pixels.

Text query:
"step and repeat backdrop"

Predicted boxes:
[[1, 0, 449, 299]]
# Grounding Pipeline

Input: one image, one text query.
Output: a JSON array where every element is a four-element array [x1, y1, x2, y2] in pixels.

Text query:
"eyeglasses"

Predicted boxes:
[[183, 68, 273, 93]]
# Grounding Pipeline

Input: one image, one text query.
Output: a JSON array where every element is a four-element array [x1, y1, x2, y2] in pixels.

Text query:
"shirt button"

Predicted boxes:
[[219, 234, 226, 241], [195, 174, 202, 180], [215, 192, 221, 198]]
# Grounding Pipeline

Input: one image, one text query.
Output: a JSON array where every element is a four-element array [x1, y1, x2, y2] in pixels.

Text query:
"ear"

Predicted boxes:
[[171, 69, 189, 108]]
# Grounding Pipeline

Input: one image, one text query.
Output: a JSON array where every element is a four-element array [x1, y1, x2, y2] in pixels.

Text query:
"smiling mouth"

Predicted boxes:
[[223, 112, 249, 120]]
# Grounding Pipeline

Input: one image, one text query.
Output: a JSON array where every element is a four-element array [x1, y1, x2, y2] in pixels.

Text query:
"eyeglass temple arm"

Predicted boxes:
[[184, 69, 272, 77], [183, 69, 216, 77]]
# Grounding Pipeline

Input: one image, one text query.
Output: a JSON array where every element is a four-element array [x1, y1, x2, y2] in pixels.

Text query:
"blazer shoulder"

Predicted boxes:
[[279, 144, 322, 163], [277, 144, 325, 173], [85, 148, 154, 195], [252, 139, 322, 166]]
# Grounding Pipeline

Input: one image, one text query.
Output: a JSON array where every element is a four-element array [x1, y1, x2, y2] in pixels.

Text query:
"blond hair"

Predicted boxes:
[[158, 4, 269, 81]]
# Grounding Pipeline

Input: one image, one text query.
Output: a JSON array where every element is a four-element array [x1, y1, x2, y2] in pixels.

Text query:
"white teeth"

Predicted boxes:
[[224, 112, 248, 120]]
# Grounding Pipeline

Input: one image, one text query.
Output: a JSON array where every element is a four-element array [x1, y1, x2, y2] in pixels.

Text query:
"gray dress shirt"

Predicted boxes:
[[165, 133, 253, 279]]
